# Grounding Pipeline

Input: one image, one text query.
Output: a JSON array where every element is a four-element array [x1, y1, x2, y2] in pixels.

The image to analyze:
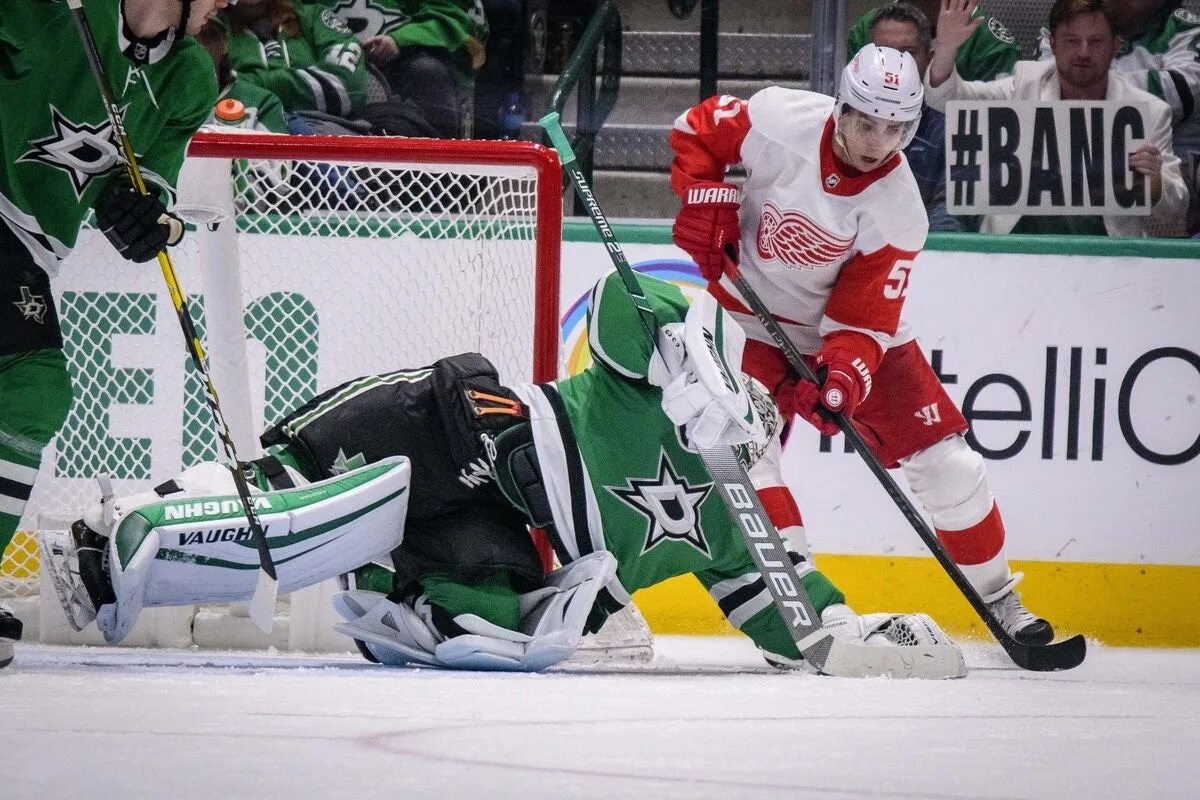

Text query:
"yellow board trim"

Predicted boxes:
[[10, 532, 1197, 646], [632, 555, 1200, 647]]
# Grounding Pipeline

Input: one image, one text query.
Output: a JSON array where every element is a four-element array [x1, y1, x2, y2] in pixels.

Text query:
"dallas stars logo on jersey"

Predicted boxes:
[[607, 450, 713, 557], [330, 448, 368, 475], [326, 0, 410, 37], [12, 286, 49, 324], [18, 106, 123, 199]]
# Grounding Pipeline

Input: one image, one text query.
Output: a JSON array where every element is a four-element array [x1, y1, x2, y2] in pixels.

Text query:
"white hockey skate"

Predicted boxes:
[[37, 476, 118, 633], [984, 574, 1054, 646], [37, 519, 114, 633]]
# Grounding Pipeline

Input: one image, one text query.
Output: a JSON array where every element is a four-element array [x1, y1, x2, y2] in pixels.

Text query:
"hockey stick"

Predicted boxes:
[[540, 113, 961, 679], [720, 251, 1086, 672], [68, 0, 278, 632]]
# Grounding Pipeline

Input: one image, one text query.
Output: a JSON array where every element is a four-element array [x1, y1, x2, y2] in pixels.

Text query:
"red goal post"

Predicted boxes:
[[186, 131, 564, 384]]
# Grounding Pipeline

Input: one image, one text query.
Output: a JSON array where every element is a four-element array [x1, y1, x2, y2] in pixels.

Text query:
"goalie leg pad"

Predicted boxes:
[[333, 551, 617, 671], [93, 457, 411, 644]]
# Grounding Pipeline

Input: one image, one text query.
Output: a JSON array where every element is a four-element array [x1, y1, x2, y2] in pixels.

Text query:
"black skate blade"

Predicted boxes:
[[1005, 633, 1087, 672]]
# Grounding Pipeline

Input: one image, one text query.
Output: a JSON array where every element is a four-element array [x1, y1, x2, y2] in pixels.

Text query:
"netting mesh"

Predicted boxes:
[[223, 155, 547, 429], [1, 138, 557, 604]]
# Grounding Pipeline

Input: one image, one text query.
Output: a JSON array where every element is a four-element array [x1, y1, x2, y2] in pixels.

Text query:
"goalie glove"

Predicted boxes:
[[648, 293, 765, 451], [94, 182, 185, 263], [764, 604, 967, 679]]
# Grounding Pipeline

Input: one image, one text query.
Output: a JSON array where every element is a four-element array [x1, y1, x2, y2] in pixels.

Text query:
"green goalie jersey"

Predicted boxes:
[[1038, 6, 1200, 124], [0, 0, 216, 274], [307, 0, 488, 85], [513, 272, 842, 661], [226, 4, 366, 118]]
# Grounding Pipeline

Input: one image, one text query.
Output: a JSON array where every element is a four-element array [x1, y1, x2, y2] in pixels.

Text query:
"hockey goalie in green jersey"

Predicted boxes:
[[41, 272, 965, 676]]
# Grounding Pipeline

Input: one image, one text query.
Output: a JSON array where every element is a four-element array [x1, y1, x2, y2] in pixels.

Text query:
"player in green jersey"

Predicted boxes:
[[0, 0, 225, 668], [43, 272, 964, 675]]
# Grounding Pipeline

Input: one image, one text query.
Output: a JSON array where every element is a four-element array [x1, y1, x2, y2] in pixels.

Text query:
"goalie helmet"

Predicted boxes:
[[739, 376, 780, 469], [835, 44, 923, 149]]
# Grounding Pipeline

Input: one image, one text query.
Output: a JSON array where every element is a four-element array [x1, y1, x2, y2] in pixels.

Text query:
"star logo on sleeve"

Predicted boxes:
[[606, 450, 713, 557], [18, 106, 124, 199], [12, 287, 49, 324]]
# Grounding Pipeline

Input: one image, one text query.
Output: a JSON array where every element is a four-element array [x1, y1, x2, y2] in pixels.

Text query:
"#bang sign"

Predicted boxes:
[[944, 100, 1152, 215]]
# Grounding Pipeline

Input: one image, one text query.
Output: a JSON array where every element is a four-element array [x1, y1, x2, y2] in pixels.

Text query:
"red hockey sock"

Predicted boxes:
[[936, 502, 1005, 566]]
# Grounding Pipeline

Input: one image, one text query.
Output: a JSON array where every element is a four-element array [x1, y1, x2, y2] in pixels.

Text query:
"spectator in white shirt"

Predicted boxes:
[[925, 0, 1187, 236]]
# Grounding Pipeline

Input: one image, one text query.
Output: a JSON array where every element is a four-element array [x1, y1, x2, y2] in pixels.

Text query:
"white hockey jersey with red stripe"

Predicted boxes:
[[670, 87, 929, 365]]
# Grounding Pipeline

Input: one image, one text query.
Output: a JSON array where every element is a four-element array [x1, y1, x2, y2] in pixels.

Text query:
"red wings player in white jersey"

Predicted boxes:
[[669, 43, 1056, 646]]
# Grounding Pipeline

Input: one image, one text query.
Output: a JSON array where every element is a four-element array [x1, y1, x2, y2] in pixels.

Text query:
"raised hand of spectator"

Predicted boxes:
[[937, 0, 983, 50], [929, 0, 984, 86], [364, 34, 400, 66], [1129, 142, 1166, 206]]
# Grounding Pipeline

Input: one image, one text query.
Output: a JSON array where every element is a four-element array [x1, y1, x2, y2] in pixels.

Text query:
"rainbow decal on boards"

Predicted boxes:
[[560, 260, 706, 376]]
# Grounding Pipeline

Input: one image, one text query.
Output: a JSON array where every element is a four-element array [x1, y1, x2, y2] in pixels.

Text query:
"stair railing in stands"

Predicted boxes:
[[544, 0, 622, 216]]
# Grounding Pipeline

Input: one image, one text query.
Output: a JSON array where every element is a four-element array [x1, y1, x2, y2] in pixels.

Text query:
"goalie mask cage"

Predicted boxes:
[[2, 132, 572, 652]]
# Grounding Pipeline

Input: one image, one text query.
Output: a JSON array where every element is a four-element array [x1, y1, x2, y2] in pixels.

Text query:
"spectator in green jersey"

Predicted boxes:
[[224, 0, 368, 125], [850, 0, 1022, 80]]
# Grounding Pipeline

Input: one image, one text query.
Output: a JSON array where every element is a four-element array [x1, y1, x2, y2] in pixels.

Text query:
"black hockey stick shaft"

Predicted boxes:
[[540, 113, 838, 672], [68, 1, 279, 629], [722, 251, 1084, 672]]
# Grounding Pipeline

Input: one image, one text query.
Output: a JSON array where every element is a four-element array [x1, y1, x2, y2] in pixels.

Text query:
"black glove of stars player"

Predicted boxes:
[[94, 182, 185, 263]]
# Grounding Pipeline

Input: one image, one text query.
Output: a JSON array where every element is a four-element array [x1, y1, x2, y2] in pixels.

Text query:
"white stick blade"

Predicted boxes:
[[248, 570, 279, 634], [822, 640, 968, 679]]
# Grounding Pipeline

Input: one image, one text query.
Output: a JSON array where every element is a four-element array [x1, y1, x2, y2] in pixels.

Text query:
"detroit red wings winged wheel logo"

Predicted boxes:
[[756, 201, 855, 268]]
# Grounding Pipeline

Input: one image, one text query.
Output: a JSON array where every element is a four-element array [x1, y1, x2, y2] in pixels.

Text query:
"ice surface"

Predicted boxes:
[[3, 637, 1197, 800]]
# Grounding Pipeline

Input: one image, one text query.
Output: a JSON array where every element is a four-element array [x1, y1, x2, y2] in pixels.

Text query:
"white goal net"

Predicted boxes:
[[2, 132, 654, 657]]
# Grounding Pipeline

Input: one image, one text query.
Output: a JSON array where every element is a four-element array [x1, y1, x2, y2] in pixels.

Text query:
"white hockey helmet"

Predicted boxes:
[[835, 44, 924, 149]]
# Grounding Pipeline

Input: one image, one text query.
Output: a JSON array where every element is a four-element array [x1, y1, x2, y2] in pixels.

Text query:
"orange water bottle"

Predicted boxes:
[[214, 98, 246, 126]]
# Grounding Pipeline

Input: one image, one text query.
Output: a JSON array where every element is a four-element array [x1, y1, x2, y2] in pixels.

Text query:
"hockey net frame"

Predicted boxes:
[[2, 132, 651, 661]]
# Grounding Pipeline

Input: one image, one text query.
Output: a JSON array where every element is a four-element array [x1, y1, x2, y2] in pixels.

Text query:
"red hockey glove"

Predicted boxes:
[[791, 349, 872, 437], [673, 181, 741, 281]]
